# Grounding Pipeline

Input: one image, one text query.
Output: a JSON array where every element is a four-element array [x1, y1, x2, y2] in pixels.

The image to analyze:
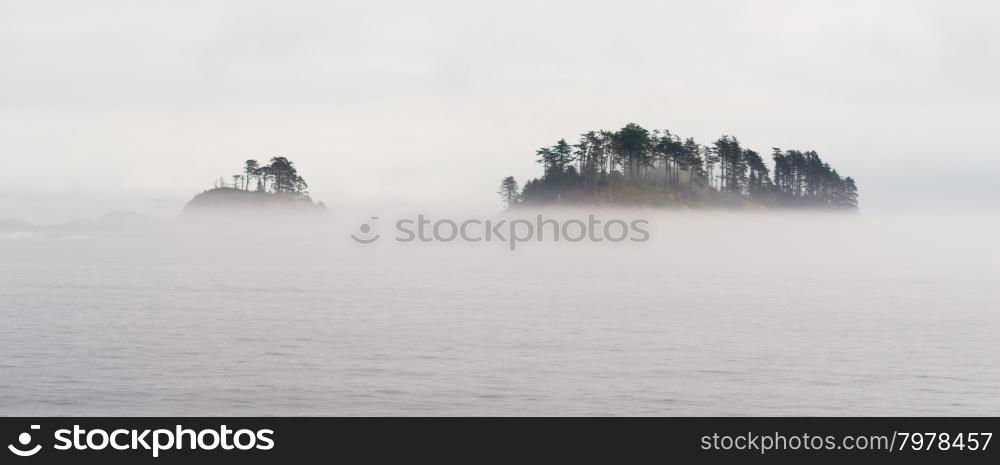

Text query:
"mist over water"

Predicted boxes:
[[1, 211, 997, 415], [5, 0, 1000, 421]]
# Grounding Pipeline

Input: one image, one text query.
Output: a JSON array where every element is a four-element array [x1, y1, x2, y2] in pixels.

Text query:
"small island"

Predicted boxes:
[[181, 156, 327, 219], [499, 123, 859, 210]]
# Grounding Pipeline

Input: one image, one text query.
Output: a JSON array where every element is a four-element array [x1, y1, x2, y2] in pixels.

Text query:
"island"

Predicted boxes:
[[499, 123, 859, 210], [181, 157, 327, 220]]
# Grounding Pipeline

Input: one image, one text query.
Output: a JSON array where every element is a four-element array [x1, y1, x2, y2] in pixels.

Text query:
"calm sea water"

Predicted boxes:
[[1, 212, 998, 415]]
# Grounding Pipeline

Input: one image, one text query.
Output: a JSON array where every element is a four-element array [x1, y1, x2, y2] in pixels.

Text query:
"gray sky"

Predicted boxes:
[[2, 0, 998, 222]]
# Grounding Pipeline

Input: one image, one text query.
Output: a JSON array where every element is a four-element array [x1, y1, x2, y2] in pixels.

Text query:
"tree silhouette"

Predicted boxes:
[[214, 156, 310, 196], [682, 138, 705, 193], [509, 123, 858, 210], [243, 159, 260, 190], [613, 123, 653, 179], [255, 165, 272, 192], [499, 176, 520, 207]]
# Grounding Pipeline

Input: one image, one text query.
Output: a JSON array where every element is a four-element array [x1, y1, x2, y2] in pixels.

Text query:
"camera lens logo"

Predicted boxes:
[[8, 425, 41, 457], [350, 217, 380, 244]]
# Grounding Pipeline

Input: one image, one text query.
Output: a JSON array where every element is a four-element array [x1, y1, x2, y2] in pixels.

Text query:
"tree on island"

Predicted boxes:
[[267, 156, 308, 194], [613, 123, 653, 179], [500, 123, 859, 210], [183, 156, 327, 219], [499, 176, 520, 207], [243, 159, 260, 190], [222, 156, 309, 195]]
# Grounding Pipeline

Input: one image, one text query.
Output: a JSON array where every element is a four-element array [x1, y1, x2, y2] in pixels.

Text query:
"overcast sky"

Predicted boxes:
[[2, 0, 998, 222]]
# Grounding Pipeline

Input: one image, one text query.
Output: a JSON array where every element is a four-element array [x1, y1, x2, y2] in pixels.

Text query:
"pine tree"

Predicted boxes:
[[498, 176, 520, 207]]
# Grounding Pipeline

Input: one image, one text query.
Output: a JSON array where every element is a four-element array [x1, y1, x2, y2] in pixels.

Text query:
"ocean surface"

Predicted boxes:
[[1, 212, 998, 415]]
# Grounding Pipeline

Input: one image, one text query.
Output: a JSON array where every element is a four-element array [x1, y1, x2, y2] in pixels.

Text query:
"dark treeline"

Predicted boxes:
[[500, 123, 858, 209], [185, 155, 325, 218], [214, 156, 309, 195]]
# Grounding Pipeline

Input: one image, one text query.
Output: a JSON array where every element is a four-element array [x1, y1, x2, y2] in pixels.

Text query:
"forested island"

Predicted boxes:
[[182, 156, 326, 219], [499, 124, 858, 210]]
